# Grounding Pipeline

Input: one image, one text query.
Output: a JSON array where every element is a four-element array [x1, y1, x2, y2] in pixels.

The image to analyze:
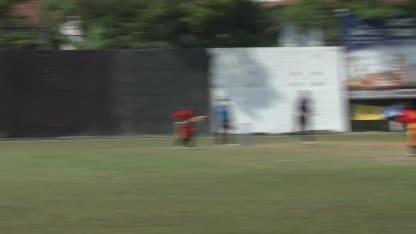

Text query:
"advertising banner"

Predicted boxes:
[[341, 14, 416, 99], [351, 105, 385, 121]]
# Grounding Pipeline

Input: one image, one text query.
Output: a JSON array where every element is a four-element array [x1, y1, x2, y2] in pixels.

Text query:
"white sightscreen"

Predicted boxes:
[[209, 47, 348, 134]]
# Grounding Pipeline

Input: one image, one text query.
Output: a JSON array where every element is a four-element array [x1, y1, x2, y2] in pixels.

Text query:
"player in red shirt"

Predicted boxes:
[[170, 107, 197, 147], [395, 104, 416, 156]]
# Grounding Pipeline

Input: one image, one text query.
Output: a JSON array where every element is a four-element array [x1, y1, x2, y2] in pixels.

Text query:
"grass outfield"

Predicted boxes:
[[1, 133, 416, 234]]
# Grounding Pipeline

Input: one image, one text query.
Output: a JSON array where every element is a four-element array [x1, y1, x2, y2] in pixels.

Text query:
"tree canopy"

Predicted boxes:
[[41, 0, 277, 49], [2, 0, 416, 48], [0, 0, 41, 48]]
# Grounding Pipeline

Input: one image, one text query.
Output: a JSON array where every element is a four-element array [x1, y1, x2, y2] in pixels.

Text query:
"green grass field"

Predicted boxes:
[[1, 133, 416, 234]]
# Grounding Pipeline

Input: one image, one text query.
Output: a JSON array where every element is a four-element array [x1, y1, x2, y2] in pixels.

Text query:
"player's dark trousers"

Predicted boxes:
[[214, 121, 229, 144], [299, 116, 315, 142]]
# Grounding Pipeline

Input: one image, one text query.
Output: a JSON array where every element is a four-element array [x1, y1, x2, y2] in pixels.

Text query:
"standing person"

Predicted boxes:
[[212, 98, 231, 145], [295, 91, 314, 142], [395, 104, 416, 156], [170, 107, 196, 148]]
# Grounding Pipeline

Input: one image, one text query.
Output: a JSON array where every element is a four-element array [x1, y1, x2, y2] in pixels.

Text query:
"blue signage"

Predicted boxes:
[[341, 14, 416, 50]]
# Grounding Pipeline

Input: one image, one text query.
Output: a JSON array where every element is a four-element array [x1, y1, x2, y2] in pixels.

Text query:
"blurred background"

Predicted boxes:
[[1, 0, 415, 138]]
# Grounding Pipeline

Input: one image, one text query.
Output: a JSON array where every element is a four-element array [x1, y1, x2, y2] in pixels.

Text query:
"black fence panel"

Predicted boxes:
[[2, 50, 114, 138], [0, 50, 12, 137], [0, 49, 209, 138], [113, 49, 210, 135]]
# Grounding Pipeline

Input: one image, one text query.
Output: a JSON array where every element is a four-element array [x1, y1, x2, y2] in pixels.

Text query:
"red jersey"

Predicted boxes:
[[170, 109, 194, 121], [396, 109, 416, 124], [170, 109, 197, 135]]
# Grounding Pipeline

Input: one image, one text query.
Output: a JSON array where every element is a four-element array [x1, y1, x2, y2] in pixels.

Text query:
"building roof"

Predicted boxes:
[[11, 0, 42, 25]]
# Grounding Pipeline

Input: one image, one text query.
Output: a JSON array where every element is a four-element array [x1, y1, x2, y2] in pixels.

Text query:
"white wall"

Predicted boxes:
[[209, 47, 348, 134]]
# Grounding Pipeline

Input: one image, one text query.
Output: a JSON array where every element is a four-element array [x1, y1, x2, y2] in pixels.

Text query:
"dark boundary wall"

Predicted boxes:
[[0, 49, 209, 137], [0, 51, 10, 137], [1, 50, 114, 138], [113, 49, 210, 135]]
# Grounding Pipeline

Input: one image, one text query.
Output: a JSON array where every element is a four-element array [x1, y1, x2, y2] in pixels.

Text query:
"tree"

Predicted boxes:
[[0, 0, 17, 21], [41, 0, 278, 48], [182, 0, 275, 47], [0, 0, 40, 48], [277, 0, 340, 45]]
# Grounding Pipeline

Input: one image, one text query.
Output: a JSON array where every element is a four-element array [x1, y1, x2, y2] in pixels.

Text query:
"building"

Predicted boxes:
[[12, 0, 43, 25]]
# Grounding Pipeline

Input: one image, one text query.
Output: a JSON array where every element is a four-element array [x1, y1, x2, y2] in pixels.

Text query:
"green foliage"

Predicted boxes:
[[183, 0, 274, 47], [0, 28, 38, 48], [0, 0, 42, 48], [0, 0, 16, 19], [84, 23, 107, 49], [41, 0, 277, 48], [41, 0, 79, 23], [280, 0, 335, 30], [6, 0, 416, 49], [340, 0, 405, 19]]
